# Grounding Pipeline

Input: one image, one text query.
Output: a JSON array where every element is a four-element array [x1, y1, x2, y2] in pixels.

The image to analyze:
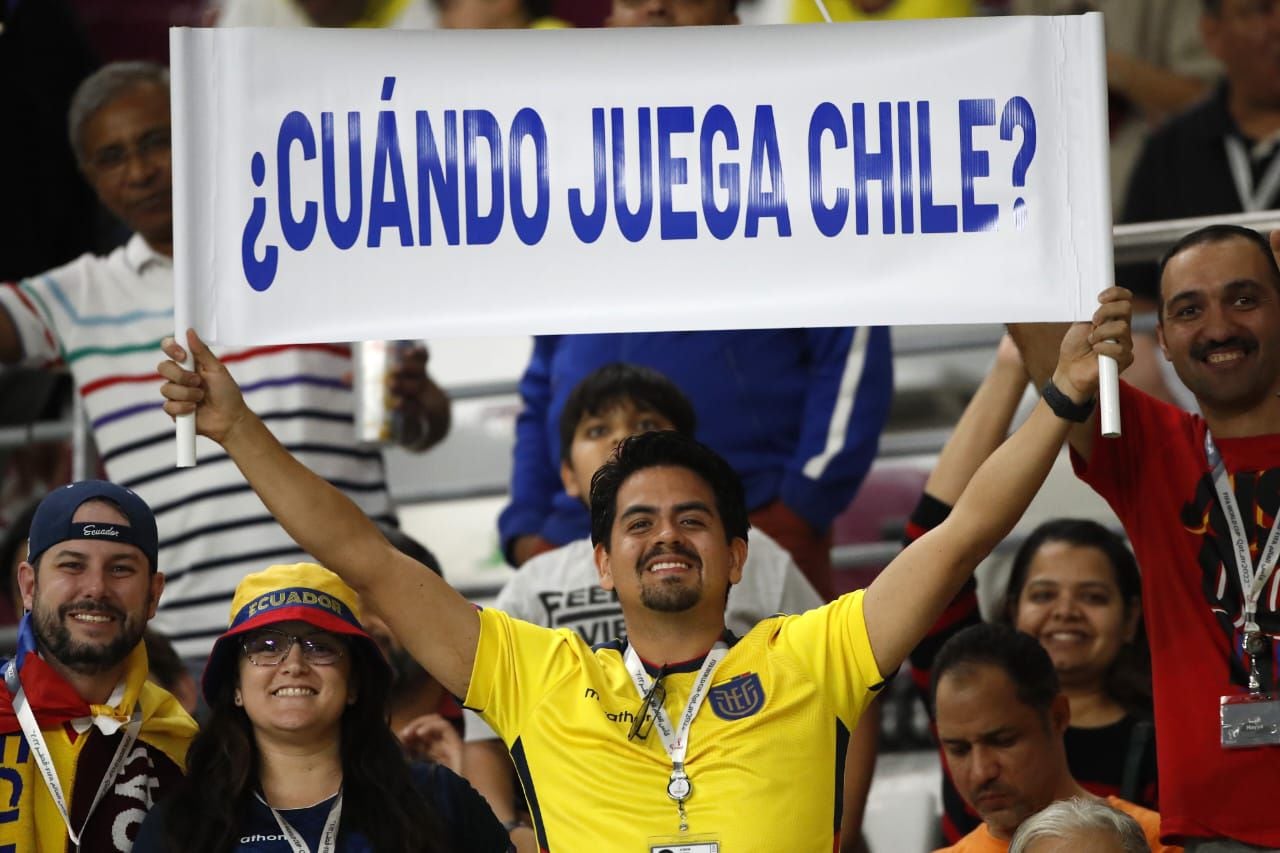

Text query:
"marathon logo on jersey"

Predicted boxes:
[[709, 672, 764, 720]]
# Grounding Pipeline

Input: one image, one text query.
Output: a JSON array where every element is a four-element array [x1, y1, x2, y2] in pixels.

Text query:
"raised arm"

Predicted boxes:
[[863, 289, 1133, 677], [1006, 316, 1113, 464], [158, 331, 479, 697]]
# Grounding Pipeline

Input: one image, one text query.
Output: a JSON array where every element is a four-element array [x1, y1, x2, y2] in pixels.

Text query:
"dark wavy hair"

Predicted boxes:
[[999, 519, 1152, 718], [589, 430, 749, 550], [1157, 224, 1280, 317], [159, 641, 452, 852], [931, 623, 1060, 719]]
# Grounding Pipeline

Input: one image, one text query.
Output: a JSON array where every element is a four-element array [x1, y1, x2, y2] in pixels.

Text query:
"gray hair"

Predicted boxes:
[[1009, 798, 1150, 853], [68, 61, 170, 169]]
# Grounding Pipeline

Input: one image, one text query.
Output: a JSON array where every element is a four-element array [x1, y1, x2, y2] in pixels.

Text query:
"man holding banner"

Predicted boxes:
[[156, 285, 1129, 851], [1012, 225, 1280, 850]]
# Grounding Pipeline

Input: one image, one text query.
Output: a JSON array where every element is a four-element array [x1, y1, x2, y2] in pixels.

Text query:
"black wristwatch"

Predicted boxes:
[[1042, 379, 1096, 423]]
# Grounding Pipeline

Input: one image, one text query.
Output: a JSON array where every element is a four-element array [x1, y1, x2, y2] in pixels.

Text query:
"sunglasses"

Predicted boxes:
[[628, 666, 668, 741], [241, 629, 347, 667]]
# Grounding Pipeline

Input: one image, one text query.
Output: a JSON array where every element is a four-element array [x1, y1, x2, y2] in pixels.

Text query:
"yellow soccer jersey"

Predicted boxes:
[[465, 590, 883, 851]]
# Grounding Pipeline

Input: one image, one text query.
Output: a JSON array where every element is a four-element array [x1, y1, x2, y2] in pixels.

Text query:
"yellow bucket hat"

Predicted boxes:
[[201, 563, 386, 703]]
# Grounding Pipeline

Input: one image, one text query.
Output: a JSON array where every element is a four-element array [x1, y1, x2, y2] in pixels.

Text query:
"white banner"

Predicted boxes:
[[170, 14, 1111, 346]]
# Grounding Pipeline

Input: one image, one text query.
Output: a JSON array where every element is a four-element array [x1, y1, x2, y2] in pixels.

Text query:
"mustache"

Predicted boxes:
[[638, 542, 702, 572], [58, 599, 125, 621], [973, 781, 1015, 802], [1190, 336, 1257, 361]]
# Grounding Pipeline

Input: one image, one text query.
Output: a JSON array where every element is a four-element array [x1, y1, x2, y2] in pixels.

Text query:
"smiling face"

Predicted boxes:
[[236, 621, 354, 743], [19, 501, 162, 677], [935, 664, 1070, 841], [561, 401, 678, 504], [595, 465, 745, 618], [1158, 236, 1280, 418], [79, 83, 173, 252], [1012, 542, 1138, 692]]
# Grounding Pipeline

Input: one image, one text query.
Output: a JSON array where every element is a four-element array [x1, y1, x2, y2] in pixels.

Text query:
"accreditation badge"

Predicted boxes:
[[1220, 692, 1280, 748], [647, 835, 720, 853]]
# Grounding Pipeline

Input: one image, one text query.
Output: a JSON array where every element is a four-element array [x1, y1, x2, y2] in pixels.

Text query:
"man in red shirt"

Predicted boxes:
[[1011, 224, 1280, 850]]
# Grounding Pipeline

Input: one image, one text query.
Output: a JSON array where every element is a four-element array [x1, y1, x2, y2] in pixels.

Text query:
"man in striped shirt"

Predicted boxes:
[[0, 61, 451, 660]]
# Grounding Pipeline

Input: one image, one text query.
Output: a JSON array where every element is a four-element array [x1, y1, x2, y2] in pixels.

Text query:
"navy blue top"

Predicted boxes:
[[132, 761, 511, 852]]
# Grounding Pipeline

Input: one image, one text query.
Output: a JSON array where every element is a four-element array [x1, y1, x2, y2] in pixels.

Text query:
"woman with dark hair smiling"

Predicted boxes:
[[133, 562, 511, 853]]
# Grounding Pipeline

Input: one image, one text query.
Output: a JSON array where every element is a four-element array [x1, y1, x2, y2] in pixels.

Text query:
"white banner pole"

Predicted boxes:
[[170, 28, 198, 467], [1078, 12, 1121, 437]]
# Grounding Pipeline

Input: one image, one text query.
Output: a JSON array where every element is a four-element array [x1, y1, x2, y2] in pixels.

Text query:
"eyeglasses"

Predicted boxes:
[[628, 667, 667, 742], [87, 129, 172, 173], [241, 629, 347, 667]]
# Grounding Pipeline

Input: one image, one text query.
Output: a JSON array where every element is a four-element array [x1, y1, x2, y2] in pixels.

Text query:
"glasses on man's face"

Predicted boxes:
[[88, 129, 172, 174], [628, 668, 667, 741], [241, 629, 347, 667]]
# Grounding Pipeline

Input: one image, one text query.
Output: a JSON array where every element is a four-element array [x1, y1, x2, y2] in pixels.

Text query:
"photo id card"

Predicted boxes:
[[1221, 692, 1280, 748], [647, 835, 720, 853]]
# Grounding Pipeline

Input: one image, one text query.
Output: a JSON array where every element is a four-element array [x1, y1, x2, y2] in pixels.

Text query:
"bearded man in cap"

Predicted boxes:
[[0, 480, 197, 853]]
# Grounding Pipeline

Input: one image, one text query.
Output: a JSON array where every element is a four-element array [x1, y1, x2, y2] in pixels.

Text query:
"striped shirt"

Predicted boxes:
[[0, 235, 395, 658]]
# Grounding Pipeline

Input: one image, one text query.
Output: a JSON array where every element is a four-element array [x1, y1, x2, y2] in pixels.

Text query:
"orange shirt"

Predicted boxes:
[[935, 796, 1182, 853]]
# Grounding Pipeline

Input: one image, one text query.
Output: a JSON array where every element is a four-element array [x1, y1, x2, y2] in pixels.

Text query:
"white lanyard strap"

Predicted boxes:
[[264, 790, 343, 853], [1224, 136, 1280, 213], [1205, 432, 1280, 631], [624, 642, 726, 769], [12, 686, 141, 850]]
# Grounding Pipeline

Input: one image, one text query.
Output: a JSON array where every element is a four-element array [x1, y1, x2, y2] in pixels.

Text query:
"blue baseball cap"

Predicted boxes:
[[26, 480, 159, 573]]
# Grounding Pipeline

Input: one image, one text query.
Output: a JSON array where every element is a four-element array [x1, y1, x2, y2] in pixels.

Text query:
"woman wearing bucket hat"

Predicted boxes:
[[132, 563, 512, 852]]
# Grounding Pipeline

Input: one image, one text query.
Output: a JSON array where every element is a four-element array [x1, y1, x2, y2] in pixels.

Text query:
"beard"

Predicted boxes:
[[33, 597, 146, 675], [636, 542, 703, 613], [639, 580, 702, 613]]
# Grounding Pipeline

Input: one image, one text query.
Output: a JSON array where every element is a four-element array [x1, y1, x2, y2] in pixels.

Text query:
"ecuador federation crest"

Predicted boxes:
[[709, 672, 765, 720]]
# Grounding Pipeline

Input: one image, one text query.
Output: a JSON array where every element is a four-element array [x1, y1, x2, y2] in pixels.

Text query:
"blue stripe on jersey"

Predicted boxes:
[[510, 738, 550, 852], [160, 545, 313, 585], [241, 374, 351, 396], [93, 375, 353, 431], [40, 274, 173, 326], [121, 442, 384, 490], [159, 515, 395, 583], [149, 478, 389, 517], [159, 514, 283, 549], [99, 408, 357, 465], [92, 398, 164, 430]]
